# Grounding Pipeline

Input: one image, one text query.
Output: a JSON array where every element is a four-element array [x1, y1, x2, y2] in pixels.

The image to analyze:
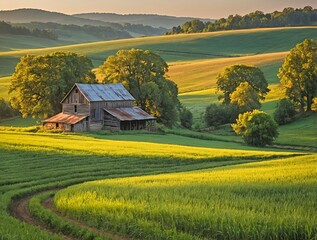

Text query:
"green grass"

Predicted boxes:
[[276, 113, 317, 147], [0, 116, 39, 127], [0, 27, 316, 77], [54, 154, 317, 240], [0, 130, 298, 239]]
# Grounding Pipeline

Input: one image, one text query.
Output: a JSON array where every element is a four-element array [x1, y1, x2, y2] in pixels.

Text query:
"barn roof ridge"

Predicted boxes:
[[61, 83, 135, 103]]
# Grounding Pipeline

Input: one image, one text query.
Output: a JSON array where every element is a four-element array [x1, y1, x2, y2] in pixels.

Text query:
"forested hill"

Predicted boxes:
[[0, 9, 168, 37], [168, 6, 317, 34], [0, 21, 57, 39]]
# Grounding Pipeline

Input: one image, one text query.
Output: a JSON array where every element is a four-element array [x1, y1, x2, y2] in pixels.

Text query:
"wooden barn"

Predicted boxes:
[[43, 83, 156, 132]]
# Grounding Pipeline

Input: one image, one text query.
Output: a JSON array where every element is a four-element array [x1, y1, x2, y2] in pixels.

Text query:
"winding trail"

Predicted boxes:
[[10, 190, 75, 240], [10, 190, 129, 240]]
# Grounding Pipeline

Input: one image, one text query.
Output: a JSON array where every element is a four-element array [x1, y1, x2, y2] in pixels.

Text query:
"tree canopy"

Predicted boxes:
[[273, 98, 296, 125], [230, 82, 261, 111], [10, 52, 96, 118], [98, 48, 179, 127], [232, 110, 278, 147], [278, 39, 317, 112], [168, 6, 317, 34], [216, 64, 269, 104]]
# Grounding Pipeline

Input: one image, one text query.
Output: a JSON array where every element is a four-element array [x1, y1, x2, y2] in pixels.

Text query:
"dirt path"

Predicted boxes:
[[10, 190, 129, 240], [10, 191, 75, 240]]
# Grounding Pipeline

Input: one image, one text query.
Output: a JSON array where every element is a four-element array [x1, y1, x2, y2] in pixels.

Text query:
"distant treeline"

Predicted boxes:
[[0, 21, 57, 39], [19, 22, 166, 40], [168, 6, 317, 34]]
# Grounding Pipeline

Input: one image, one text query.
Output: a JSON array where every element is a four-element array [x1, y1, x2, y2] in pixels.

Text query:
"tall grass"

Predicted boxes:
[[54, 154, 317, 240], [0, 130, 297, 239]]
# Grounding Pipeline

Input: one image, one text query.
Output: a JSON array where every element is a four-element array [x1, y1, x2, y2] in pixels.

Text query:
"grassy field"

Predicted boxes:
[[0, 27, 316, 76], [54, 154, 317, 240], [169, 52, 285, 93], [0, 129, 300, 239]]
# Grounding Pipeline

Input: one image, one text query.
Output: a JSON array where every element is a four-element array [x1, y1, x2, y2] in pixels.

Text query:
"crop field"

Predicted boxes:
[[54, 153, 317, 240], [0, 129, 301, 239]]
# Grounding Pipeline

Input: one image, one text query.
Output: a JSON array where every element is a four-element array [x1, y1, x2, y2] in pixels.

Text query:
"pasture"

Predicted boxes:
[[0, 27, 316, 76], [54, 154, 317, 240], [0, 129, 301, 239]]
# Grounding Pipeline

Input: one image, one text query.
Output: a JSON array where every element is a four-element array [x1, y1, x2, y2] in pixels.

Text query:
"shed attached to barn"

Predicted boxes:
[[43, 83, 156, 132]]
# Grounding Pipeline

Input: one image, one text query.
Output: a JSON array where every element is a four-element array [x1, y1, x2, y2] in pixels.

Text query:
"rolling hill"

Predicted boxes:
[[0, 27, 316, 77], [0, 9, 108, 26], [73, 13, 212, 29]]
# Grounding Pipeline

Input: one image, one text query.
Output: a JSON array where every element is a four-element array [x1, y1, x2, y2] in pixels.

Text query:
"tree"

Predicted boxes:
[[205, 103, 239, 127], [98, 48, 180, 127], [0, 98, 17, 120], [180, 106, 193, 129], [278, 39, 317, 112], [10, 52, 95, 118], [273, 98, 296, 125], [216, 65, 269, 104], [232, 110, 278, 147], [230, 81, 261, 111]]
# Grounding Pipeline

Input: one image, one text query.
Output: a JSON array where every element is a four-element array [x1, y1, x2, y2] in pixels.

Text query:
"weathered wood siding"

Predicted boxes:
[[89, 101, 134, 121], [73, 121, 88, 132], [63, 104, 90, 115], [43, 122, 71, 131], [104, 112, 120, 131], [63, 87, 88, 104], [89, 121, 104, 131]]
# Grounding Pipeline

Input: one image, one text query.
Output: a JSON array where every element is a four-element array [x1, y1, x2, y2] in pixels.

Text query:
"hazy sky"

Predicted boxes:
[[0, 0, 316, 18]]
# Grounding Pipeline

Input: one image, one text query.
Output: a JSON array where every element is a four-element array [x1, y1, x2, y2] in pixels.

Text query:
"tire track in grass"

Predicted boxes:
[[10, 189, 130, 240], [10, 190, 74, 240]]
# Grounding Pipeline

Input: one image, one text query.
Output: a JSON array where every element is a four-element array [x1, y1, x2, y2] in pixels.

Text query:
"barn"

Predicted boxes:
[[43, 83, 156, 132]]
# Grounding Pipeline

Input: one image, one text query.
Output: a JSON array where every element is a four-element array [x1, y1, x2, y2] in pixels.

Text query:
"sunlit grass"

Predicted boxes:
[[54, 154, 317, 240], [169, 52, 286, 93], [0, 130, 299, 239]]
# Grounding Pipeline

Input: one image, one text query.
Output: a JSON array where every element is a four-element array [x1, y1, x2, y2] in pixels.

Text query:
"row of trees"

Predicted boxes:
[[0, 21, 57, 39], [169, 6, 317, 34]]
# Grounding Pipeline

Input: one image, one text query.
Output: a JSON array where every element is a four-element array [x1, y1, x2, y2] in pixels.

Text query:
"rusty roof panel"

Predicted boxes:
[[43, 113, 88, 124], [104, 107, 156, 121], [76, 83, 135, 102]]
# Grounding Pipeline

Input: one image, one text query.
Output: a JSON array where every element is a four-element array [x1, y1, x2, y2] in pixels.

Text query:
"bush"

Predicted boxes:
[[273, 99, 296, 125], [205, 104, 239, 127], [180, 107, 193, 129], [0, 98, 18, 119], [232, 110, 278, 147]]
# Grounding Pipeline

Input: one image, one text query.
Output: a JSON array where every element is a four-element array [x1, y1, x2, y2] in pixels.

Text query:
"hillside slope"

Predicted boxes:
[[74, 13, 212, 29], [0, 27, 316, 77]]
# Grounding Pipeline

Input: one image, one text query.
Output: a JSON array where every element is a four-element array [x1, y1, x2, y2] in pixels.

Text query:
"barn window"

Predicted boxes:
[[56, 123, 59, 128], [74, 105, 77, 113], [75, 89, 78, 93]]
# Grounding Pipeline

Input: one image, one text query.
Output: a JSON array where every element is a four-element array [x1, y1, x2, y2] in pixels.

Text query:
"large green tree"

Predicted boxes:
[[230, 82, 261, 111], [278, 39, 317, 112], [10, 52, 95, 118], [232, 110, 278, 147], [216, 65, 269, 104], [98, 48, 179, 127]]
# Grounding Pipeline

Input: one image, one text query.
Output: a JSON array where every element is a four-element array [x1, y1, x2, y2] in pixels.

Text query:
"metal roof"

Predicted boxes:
[[104, 107, 156, 121], [43, 113, 88, 125], [76, 83, 135, 102]]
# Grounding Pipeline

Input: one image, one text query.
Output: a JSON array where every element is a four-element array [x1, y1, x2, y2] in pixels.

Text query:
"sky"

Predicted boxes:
[[0, 0, 316, 18]]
